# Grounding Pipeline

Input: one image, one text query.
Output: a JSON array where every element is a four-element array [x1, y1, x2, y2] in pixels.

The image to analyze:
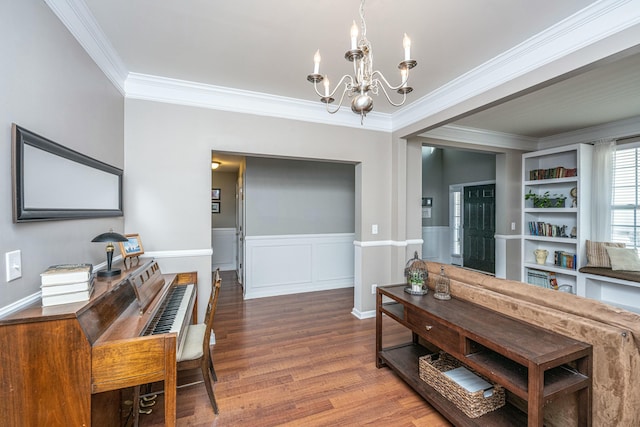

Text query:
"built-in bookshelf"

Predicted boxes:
[[521, 144, 593, 293]]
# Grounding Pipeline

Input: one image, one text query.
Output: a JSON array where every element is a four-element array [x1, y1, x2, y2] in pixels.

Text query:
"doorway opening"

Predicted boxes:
[[422, 146, 496, 275]]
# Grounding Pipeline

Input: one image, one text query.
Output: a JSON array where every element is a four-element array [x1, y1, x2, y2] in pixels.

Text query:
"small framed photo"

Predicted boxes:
[[118, 233, 144, 258], [212, 202, 220, 214], [422, 197, 433, 207], [211, 188, 221, 201]]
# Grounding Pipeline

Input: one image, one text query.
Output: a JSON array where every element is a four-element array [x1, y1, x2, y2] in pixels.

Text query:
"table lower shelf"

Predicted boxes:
[[378, 343, 527, 427]]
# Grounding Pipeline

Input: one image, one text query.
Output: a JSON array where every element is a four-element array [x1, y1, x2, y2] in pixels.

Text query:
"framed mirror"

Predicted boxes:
[[11, 123, 123, 222]]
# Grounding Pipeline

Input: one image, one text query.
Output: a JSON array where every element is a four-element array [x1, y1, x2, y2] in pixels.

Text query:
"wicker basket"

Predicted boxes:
[[419, 352, 505, 418]]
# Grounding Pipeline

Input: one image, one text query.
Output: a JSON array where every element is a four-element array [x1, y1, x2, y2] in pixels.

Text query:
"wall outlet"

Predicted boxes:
[[371, 284, 377, 294], [372, 224, 378, 234], [511, 222, 517, 231]]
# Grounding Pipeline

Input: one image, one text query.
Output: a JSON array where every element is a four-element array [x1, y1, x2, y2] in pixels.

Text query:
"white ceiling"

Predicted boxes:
[[76, 0, 640, 139]]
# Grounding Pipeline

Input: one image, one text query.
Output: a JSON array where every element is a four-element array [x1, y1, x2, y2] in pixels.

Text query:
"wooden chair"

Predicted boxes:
[[132, 270, 221, 425], [176, 268, 221, 414]]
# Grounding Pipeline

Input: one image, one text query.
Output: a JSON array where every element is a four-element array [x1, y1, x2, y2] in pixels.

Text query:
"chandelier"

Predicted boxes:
[[306, 0, 417, 124]]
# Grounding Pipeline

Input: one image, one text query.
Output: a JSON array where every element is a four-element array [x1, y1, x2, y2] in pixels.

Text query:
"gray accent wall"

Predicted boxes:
[[422, 147, 496, 227], [245, 157, 355, 236], [0, 0, 124, 307]]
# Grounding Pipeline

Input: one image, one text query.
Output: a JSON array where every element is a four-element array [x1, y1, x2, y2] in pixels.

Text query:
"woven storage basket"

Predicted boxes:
[[419, 352, 506, 418]]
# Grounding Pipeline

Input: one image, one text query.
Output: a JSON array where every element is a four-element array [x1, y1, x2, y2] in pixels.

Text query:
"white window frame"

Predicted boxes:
[[611, 141, 640, 250], [449, 184, 463, 265]]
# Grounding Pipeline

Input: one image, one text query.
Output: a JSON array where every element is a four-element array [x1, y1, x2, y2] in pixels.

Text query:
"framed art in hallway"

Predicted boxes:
[[211, 188, 221, 200], [212, 202, 220, 214]]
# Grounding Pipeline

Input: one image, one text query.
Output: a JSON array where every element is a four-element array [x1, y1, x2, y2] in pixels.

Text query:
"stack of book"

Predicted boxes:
[[526, 268, 558, 290], [554, 250, 577, 270], [528, 167, 578, 180], [40, 264, 94, 307]]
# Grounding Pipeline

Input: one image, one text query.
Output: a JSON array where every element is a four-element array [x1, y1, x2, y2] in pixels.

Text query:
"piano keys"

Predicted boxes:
[[145, 283, 196, 353], [0, 258, 197, 427]]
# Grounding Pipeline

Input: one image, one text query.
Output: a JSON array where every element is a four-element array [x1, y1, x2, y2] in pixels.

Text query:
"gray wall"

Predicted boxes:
[[422, 147, 496, 227], [0, 0, 124, 307], [211, 171, 237, 228], [421, 148, 445, 226], [245, 157, 355, 236]]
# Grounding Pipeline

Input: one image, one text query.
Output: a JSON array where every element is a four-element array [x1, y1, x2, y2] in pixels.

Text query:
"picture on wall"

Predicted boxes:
[[212, 188, 221, 200], [212, 202, 220, 214]]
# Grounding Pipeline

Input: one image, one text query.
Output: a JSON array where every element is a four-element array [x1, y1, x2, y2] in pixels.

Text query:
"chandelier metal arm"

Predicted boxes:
[[324, 85, 351, 114], [371, 70, 407, 92], [374, 79, 408, 107], [311, 74, 354, 99]]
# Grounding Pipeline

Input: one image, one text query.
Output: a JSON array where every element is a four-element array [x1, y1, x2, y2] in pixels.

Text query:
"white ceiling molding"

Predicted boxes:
[[419, 125, 538, 151], [45, 0, 127, 95], [125, 73, 393, 132], [392, 0, 640, 132], [48, 0, 640, 137], [538, 115, 640, 148]]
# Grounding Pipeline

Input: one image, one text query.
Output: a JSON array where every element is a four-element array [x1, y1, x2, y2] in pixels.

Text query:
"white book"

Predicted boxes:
[[41, 263, 93, 286], [41, 277, 93, 296], [41, 283, 94, 307]]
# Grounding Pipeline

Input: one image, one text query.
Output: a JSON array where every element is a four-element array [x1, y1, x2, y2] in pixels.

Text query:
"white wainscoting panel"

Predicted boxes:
[[422, 226, 450, 263], [212, 228, 237, 271], [244, 233, 355, 299]]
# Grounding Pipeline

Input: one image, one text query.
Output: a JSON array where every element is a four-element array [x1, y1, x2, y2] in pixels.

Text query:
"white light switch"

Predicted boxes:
[[5, 250, 22, 282], [372, 224, 378, 234], [511, 222, 516, 231]]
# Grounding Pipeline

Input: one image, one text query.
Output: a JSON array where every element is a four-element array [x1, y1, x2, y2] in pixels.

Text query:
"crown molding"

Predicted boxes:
[[49, 0, 640, 135], [538, 115, 640, 148], [44, 0, 127, 95], [392, 0, 640, 132], [419, 124, 538, 151], [125, 73, 393, 132]]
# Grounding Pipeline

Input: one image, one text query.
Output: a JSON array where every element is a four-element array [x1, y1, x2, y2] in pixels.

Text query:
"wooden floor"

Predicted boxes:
[[138, 271, 451, 426]]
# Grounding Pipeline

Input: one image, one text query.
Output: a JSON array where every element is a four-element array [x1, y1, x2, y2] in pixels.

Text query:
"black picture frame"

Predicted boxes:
[[422, 197, 433, 207], [212, 202, 220, 214], [11, 124, 123, 222], [212, 188, 221, 200]]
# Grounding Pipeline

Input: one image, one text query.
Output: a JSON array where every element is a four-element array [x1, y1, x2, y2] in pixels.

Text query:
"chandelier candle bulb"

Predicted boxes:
[[403, 33, 411, 60], [313, 49, 321, 74], [323, 77, 330, 96], [401, 68, 408, 87], [351, 21, 358, 49]]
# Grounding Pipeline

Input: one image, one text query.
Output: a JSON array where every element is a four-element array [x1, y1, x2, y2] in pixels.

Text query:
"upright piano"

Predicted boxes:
[[0, 258, 197, 426]]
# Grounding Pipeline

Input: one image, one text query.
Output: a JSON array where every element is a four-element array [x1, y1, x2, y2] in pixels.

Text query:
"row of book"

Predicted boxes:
[[554, 251, 577, 270], [529, 167, 577, 180], [528, 222, 569, 238], [526, 268, 558, 290], [40, 263, 94, 307]]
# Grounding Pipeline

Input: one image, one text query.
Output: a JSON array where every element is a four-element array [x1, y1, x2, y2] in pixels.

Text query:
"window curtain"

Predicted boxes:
[[591, 139, 615, 241]]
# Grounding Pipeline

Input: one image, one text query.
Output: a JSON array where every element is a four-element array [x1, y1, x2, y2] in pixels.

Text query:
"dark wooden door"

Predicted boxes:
[[463, 184, 495, 274]]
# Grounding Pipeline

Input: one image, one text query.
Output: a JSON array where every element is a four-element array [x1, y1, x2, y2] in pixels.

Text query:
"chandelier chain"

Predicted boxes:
[[359, 0, 367, 41]]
